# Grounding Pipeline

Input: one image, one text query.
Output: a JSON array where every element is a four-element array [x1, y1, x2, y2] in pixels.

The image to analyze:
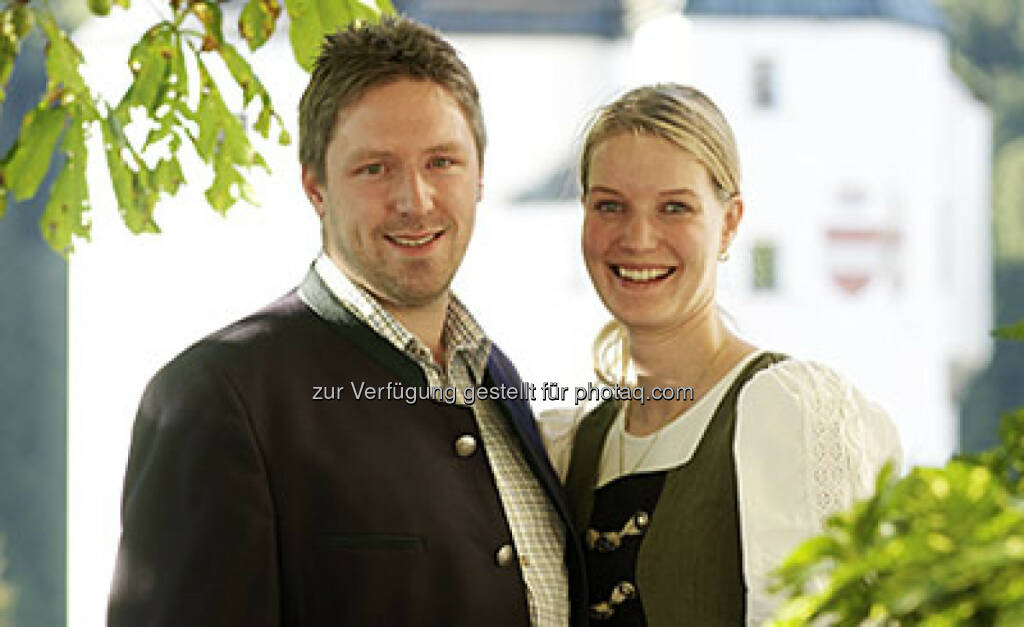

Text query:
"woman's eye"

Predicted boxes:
[[358, 163, 384, 176], [593, 200, 622, 213], [664, 201, 692, 214]]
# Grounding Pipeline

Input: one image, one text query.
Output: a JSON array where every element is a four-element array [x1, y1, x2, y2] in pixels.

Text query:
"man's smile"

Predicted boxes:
[[385, 229, 446, 248]]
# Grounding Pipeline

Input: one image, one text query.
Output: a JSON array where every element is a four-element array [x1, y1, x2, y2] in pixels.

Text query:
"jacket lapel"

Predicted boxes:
[[298, 267, 426, 387], [484, 350, 573, 526]]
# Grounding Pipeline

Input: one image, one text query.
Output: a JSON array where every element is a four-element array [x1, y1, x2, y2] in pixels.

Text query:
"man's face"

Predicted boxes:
[[302, 78, 482, 310]]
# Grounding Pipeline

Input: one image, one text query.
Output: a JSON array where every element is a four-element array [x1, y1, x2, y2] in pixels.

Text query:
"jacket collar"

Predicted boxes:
[[298, 266, 427, 388]]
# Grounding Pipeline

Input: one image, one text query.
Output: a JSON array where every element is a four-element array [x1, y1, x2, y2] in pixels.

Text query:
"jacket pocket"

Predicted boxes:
[[320, 533, 426, 551]]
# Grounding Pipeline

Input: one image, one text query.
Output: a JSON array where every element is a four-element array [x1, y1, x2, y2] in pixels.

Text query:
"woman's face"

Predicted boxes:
[[582, 133, 742, 333]]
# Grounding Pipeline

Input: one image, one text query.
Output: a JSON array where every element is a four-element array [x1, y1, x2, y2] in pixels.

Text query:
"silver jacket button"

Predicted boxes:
[[454, 434, 477, 457], [495, 543, 515, 567]]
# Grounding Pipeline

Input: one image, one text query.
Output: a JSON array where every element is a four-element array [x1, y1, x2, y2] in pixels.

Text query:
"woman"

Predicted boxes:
[[542, 84, 902, 625]]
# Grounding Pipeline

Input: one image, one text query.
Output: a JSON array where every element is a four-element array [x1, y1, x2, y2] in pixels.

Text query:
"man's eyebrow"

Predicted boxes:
[[345, 148, 392, 162], [425, 142, 470, 154]]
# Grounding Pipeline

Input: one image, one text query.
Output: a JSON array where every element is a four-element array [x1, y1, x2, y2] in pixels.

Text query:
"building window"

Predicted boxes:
[[752, 241, 777, 291], [753, 59, 775, 109]]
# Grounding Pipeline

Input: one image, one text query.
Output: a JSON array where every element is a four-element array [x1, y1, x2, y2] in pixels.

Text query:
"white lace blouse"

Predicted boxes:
[[540, 351, 903, 625]]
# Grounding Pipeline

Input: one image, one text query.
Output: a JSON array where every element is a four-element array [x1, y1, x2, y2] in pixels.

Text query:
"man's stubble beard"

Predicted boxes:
[[329, 239, 464, 310]]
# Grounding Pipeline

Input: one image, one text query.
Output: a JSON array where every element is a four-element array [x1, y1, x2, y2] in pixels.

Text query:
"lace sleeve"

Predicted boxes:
[[735, 359, 902, 625], [789, 361, 902, 520]]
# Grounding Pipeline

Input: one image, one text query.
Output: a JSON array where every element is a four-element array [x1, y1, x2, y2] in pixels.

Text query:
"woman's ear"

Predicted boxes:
[[720, 194, 744, 254]]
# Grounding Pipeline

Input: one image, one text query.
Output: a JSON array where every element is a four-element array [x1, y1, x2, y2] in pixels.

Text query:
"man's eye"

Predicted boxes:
[[593, 200, 622, 213], [428, 156, 454, 169], [358, 163, 384, 176]]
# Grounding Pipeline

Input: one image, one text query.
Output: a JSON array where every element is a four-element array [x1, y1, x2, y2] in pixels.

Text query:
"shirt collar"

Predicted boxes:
[[313, 252, 491, 379]]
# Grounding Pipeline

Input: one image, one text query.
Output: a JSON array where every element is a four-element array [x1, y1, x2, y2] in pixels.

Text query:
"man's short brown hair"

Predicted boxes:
[[299, 16, 486, 183]]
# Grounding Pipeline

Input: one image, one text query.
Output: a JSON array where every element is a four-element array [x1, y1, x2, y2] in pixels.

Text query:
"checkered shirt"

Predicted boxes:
[[313, 254, 569, 626]]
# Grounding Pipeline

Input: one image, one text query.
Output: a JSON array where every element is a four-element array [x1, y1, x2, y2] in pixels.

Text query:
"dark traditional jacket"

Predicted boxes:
[[107, 270, 587, 626]]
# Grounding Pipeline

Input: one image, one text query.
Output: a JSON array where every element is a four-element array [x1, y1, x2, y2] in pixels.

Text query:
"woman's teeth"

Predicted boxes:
[[614, 266, 674, 282]]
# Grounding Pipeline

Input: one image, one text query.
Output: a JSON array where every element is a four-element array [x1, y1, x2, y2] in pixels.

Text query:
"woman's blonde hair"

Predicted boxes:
[[582, 84, 741, 385]]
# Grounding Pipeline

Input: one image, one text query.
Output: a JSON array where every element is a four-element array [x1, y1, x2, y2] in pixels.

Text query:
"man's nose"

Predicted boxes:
[[621, 213, 657, 251], [392, 167, 433, 216]]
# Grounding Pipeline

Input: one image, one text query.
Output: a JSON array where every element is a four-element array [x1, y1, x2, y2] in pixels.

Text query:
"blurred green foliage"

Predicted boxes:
[[0, 536, 12, 627], [0, 0, 394, 255], [938, 0, 1024, 262], [771, 320, 1024, 626], [948, 0, 1024, 465]]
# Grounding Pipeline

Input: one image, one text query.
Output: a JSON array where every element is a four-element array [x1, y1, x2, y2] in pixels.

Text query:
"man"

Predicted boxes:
[[107, 16, 585, 626]]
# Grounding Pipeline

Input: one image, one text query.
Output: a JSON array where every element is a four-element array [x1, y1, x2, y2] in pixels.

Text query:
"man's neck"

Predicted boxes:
[[379, 295, 450, 365], [323, 253, 452, 365]]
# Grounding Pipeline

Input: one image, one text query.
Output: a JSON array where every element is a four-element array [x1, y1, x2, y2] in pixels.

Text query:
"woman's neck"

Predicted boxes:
[[626, 306, 752, 436]]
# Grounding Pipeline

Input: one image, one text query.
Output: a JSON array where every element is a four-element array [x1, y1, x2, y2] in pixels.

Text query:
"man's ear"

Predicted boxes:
[[721, 194, 744, 252], [477, 179, 484, 202], [301, 165, 327, 218]]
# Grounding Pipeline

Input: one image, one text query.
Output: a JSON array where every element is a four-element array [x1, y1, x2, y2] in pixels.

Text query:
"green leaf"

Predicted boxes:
[[0, 6, 33, 103], [0, 187, 6, 220], [8, 5, 35, 40], [153, 156, 183, 195], [997, 603, 1024, 627], [239, 0, 281, 52], [5, 105, 66, 201], [284, 0, 392, 71], [993, 318, 1024, 341], [37, 12, 89, 103], [192, 71, 226, 161], [347, 0, 379, 22], [119, 25, 175, 116], [195, 62, 255, 167], [374, 0, 396, 15], [0, 31, 17, 104], [217, 42, 262, 108], [284, 0, 355, 71], [40, 111, 91, 255], [87, 0, 113, 17], [217, 41, 286, 141], [143, 107, 177, 150], [188, 58, 268, 214], [190, 1, 224, 51], [255, 104, 272, 136], [100, 114, 158, 233], [205, 158, 247, 214]]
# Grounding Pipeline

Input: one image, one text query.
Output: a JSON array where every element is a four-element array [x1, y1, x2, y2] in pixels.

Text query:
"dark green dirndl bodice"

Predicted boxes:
[[564, 352, 787, 626]]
